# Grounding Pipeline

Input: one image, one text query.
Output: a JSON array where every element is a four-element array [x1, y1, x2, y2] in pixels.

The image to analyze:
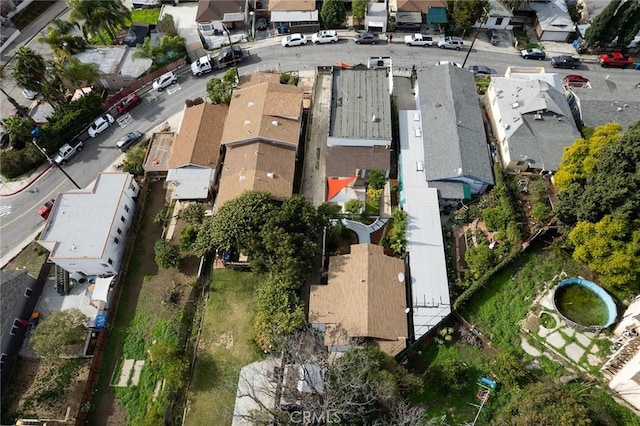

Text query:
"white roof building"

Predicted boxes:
[[38, 173, 140, 277]]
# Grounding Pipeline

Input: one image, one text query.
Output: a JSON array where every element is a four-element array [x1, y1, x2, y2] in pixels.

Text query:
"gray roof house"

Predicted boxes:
[[486, 77, 582, 173], [415, 65, 494, 199]]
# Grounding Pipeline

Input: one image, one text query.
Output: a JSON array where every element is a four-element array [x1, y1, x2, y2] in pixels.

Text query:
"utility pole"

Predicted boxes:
[[32, 138, 82, 190], [462, 9, 489, 69], [222, 23, 241, 81]]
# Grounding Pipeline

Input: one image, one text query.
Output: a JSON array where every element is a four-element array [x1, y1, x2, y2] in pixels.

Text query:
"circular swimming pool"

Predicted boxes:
[[552, 277, 617, 332]]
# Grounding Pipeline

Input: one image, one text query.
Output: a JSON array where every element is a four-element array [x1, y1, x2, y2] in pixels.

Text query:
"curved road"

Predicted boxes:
[[2, 37, 639, 264]]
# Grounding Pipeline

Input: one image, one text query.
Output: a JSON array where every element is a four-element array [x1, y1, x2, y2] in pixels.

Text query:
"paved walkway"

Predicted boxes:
[[342, 217, 389, 243]]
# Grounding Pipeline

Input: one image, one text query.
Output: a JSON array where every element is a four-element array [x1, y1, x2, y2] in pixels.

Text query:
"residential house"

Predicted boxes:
[[73, 46, 152, 91], [143, 132, 178, 175], [269, 0, 319, 33], [365, 1, 388, 33], [482, 0, 513, 30], [38, 173, 140, 277], [602, 296, 640, 412], [528, 0, 575, 42], [166, 102, 228, 200], [487, 75, 581, 173], [196, 0, 248, 36], [0, 270, 38, 396], [415, 65, 494, 200], [393, 0, 448, 29], [326, 68, 392, 204], [214, 72, 303, 211], [398, 109, 451, 340], [309, 243, 409, 357]]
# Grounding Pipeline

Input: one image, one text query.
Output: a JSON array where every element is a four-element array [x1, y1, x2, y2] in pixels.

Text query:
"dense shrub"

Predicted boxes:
[[154, 239, 180, 269], [0, 144, 45, 179]]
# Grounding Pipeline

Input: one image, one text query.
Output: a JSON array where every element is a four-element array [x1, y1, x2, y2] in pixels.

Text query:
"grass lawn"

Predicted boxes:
[[459, 246, 590, 350], [2, 240, 47, 276], [129, 8, 161, 25], [185, 269, 262, 425]]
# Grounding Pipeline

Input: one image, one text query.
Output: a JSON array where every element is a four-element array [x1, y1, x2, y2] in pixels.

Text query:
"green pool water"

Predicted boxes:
[[554, 284, 609, 327]]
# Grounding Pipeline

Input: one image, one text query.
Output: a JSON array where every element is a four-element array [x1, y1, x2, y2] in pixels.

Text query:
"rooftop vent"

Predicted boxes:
[[534, 113, 543, 120], [267, 172, 275, 179], [244, 120, 251, 126], [512, 101, 520, 109], [416, 161, 424, 172], [247, 101, 254, 107], [272, 120, 279, 126]]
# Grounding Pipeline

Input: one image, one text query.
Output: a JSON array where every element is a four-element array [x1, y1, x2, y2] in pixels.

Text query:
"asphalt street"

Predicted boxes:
[[2, 34, 640, 265]]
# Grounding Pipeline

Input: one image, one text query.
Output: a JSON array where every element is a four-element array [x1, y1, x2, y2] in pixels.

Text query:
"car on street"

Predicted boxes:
[[53, 141, 83, 164], [563, 74, 590, 86], [152, 71, 178, 91], [353, 32, 380, 45], [281, 33, 308, 47], [311, 30, 338, 44], [256, 17, 268, 31], [521, 48, 546, 60], [116, 131, 145, 152], [550, 55, 581, 69], [37, 199, 55, 220], [116, 93, 142, 114], [437, 36, 464, 50], [404, 33, 433, 47], [88, 113, 115, 138], [598, 52, 634, 68], [436, 61, 462, 68], [468, 65, 498, 76]]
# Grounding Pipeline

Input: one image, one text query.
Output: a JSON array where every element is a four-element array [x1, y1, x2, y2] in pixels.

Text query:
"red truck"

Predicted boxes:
[[37, 199, 55, 220], [598, 52, 634, 68]]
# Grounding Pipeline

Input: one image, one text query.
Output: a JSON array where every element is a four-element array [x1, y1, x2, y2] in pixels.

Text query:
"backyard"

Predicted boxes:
[[184, 269, 262, 425]]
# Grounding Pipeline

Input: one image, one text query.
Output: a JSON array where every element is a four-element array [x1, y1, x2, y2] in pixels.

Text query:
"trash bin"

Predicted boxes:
[[279, 25, 287, 34]]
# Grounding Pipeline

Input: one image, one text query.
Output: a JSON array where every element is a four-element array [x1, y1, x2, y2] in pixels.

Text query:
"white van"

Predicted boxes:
[[438, 36, 464, 50]]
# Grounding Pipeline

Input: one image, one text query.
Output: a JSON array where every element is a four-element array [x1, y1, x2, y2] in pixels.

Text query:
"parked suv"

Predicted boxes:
[[550, 55, 581, 69], [153, 71, 178, 91], [437, 36, 464, 50]]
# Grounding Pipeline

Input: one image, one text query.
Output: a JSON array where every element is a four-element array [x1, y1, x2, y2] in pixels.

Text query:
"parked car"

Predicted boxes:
[[256, 17, 268, 31], [550, 55, 581, 69], [88, 114, 115, 138], [281, 33, 307, 47], [437, 36, 464, 50], [152, 71, 178, 91], [486, 28, 499, 45], [116, 93, 142, 114], [404, 33, 433, 47], [521, 48, 546, 60], [598, 52, 634, 68], [116, 131, 144, 152], [311, 30, 338, 44], [395, 22, 422, 32], [468, 65, 498, 76], [436, 60, 462, 68], [37, 199, 55, 220], [563, 74, 590, 86], [353, 32, 380, 45]]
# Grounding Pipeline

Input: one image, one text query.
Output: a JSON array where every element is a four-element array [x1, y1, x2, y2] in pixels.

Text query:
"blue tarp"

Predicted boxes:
[[427, 7, 448, 24]]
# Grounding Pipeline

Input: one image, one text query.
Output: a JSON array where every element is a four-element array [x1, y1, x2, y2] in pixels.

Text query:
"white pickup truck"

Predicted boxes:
[[191, 46, 251, 76], [53, 142, 83, 165], [404, 33, 434, 47]]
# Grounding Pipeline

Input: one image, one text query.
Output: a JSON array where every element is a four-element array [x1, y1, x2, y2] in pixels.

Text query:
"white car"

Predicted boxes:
[[152, 71, 178, 91], [281, 33, 307, 47], [311, 30, 338, 44], [404, 33, 433, 47], [436, 61, 462, 68], [88, 114, 115, 138]]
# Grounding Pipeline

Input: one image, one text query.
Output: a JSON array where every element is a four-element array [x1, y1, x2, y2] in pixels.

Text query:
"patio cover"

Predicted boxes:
[[426, 7, 448, 24], [396, 11, 423, 24], [166, 167, 214, 200], [93, 276, 114, 303], [327, 176, 357, 201], [271, 10, 318, 22]]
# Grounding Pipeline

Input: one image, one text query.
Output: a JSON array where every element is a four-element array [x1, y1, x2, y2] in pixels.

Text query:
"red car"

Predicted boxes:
[[598, 52, 634, 68], [37, 199, 55, 220], [563, 74, 590, 87], [116, 93, 142, 114]]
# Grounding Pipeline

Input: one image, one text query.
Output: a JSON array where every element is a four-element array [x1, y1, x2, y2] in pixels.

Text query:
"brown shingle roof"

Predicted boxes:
[[221, 72, 303, 147], [325, 145, 391, 178], [167, 103, 227, 170], [269, 0, 315, 11], [397, 0, 446, 13], [214, 141, 296, 210], [143, 132, 176, 173], [196, 0, 246, 22], [309, 244, 408, 357]]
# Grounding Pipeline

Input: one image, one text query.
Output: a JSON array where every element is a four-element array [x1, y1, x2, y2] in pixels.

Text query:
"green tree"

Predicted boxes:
[[192, 216, 217, 258], [1, 115, 34, 150], [12, 46, 47, 94], [154, 239, 180, 268], [31, 308, 88, 358], [585, 0, 621, 45], [156, 13, 179, 36], [490, 351, 529, 388], [493, 382, 591, 425], [37, 19, 85, 61], [614, 1, 640, 46], [425, 358, 471, 395], [449, 0, 489, 34], [464, 244, 496, 279], [179, 225, 198, 251], [206, 77, 233, 105], [368, 169, 386, 190], [122, 145, 146, 177], [352, 0, 368, 25], [147, 339, 189, 391], [389, 207, 408, 256], [179, 203, 206, 226], [68, 0, 130, 43], [60, 57, 100, 89], [345, 198, 362, 219], [321, 0, 346, 28]]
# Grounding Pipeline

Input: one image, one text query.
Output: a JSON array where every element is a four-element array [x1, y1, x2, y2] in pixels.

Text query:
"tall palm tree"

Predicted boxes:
[[67, 0, 107, 44], [60, 57, 100, 89], [37, 19, 86, 61], [67, 0, 130, 44], [12, 46, 47, 93], [1, 116, 34, 149]]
